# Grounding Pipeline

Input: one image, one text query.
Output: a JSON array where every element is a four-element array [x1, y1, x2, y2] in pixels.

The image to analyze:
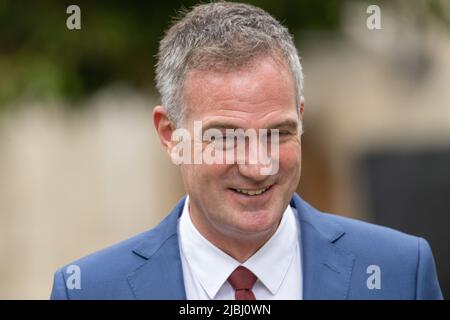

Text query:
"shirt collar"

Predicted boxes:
[[178, 195, 298, 299]]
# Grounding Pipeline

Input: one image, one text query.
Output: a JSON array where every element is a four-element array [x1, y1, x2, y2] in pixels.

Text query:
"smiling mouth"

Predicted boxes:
[[230, 184, 273, 196]]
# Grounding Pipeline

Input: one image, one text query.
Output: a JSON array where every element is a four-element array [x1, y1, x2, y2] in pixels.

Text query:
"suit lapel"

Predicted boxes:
[[291, 194, 355, 299], [127, 198, 187, 300]]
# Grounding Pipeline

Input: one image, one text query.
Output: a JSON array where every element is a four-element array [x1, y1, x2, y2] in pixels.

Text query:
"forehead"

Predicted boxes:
[[182, 55, 297, 128]]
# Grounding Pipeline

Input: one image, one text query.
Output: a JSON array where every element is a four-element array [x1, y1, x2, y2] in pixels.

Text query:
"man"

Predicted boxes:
[[51, 2, 442, 300]]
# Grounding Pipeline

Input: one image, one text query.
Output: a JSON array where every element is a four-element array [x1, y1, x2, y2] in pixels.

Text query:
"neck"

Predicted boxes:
[[212, 235, 274, 262]]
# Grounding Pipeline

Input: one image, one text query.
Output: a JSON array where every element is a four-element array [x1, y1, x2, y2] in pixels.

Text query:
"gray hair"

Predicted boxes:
[[155, 1, 303, 127]]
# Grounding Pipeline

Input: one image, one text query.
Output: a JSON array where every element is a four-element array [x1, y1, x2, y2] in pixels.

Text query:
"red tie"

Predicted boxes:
[[227, 266, 257, 300]]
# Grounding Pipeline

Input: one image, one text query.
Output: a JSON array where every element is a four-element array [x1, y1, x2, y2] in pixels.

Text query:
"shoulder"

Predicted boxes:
[[294, 195, 421, 259], [50, 198, 186, 299], [51, 228, 154, 299], [296, 198, 442, 299], [323, 212, 442, 299], [60, 228, 153, 276], [320, 211, 420, 253]]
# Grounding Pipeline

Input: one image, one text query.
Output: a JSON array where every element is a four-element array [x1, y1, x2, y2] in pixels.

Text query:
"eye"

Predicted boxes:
[[211, 134, 236, 150], [267, 131, 287, 137], [266, 130, 292, 143]]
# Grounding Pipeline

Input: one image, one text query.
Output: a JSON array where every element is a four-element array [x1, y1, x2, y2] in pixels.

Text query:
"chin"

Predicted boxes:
[[232, 209, 281, 236]]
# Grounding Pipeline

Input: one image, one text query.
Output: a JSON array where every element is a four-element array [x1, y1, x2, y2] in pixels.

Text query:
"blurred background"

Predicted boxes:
[[0, 0, 449, 299]]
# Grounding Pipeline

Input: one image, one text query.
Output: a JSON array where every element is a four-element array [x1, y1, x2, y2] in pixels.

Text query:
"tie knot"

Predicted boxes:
[[227, 266, 257, 291]]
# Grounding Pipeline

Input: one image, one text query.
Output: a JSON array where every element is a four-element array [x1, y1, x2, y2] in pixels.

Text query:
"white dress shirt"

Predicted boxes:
[[178, 196, 303, 300]]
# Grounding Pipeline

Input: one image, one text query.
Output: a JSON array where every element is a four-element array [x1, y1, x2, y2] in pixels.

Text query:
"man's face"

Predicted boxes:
[[178, 55, 303, 242]]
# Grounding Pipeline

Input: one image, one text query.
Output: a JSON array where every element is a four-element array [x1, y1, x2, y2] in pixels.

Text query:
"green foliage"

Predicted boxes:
[[0, 0, 448, 109]]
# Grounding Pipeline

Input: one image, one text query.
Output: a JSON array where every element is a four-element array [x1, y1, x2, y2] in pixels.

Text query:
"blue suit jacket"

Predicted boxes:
[[50, 193, 443, 299]]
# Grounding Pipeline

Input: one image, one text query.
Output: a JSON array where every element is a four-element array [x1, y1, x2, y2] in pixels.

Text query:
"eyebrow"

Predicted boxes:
[[201, 119, 299, 132]]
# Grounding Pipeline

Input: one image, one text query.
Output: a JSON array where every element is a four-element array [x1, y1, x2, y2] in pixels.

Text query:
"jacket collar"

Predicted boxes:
[[127, 193, 355, 299]]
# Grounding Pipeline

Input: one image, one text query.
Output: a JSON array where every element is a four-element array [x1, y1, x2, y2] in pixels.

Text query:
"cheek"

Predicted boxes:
[[278, 142, 302, 170]]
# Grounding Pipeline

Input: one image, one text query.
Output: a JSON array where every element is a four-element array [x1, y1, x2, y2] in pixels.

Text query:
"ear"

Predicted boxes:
[[298, 96, 305, 135], [298, 96, 305, 119], [153, 106, 176, 156]]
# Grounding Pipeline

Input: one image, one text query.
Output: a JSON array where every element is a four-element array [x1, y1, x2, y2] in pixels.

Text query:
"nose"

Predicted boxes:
[[236, 140, 271, 182], [237, 162, 268, 182]]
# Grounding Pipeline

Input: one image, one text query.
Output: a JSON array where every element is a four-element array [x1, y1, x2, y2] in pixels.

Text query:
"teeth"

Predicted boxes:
[[234, 187, 269, 196]]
